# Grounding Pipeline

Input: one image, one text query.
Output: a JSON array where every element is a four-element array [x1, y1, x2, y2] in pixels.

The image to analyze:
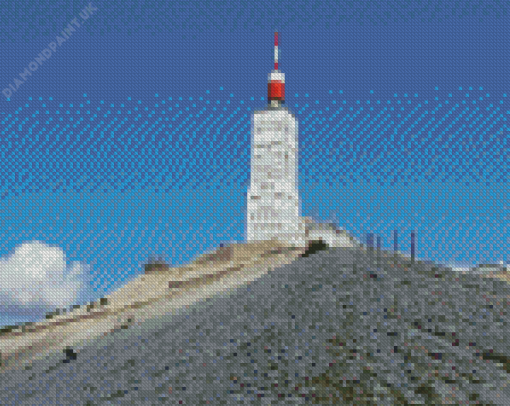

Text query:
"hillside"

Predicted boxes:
[[1, 243, 509, 404], [0, 240, 311, 372]]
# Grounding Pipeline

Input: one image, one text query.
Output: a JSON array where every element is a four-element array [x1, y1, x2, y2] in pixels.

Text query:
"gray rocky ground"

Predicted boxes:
[[1, 246, 509, 405]]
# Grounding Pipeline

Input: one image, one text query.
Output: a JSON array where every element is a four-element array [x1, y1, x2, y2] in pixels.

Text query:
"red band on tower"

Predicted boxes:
[[268, 82, 284, 100]]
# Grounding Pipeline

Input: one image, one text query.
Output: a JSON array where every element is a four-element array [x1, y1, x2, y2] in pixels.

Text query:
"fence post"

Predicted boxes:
[[411, 230, 415, 264], [367, 232, 374, 253], [393, 229, 398, 260], [377, 235, 381, 262]]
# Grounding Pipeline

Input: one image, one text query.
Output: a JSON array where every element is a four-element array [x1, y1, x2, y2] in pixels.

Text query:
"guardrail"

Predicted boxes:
[[365, 229, 417, 263], [364, 229, 507, 271]]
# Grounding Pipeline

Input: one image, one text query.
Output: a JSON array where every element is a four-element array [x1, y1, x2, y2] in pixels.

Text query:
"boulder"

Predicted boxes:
[[301, 239, 329, 258], [194, 244, 234, 265], [144, 260, 170, 274]]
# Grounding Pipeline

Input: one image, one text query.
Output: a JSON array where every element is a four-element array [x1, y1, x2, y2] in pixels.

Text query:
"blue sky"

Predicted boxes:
[[0, 1, 508, 327]]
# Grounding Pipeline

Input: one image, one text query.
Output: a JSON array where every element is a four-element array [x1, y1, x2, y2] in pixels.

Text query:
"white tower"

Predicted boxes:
[[247, 32, 306, 247]]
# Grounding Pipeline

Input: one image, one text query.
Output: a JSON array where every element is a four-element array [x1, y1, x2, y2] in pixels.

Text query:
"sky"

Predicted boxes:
[[0, 0, 508, 327]]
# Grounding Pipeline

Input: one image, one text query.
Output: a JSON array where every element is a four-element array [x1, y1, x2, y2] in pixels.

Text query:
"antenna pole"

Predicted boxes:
[[274, 32, 279, 71], [268, 32, 285, 106]]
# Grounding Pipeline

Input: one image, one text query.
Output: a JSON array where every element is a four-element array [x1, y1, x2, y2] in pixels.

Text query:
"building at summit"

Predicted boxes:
[[246, 33, 362, 249]]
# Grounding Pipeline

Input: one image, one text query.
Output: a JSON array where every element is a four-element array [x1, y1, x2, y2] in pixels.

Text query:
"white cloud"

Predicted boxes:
[[0, 241, 91, 313]]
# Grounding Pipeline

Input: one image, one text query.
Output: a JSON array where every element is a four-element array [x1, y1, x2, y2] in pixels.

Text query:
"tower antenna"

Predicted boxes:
[[274, 31, 279, 71], [268, 32, 285, 106]]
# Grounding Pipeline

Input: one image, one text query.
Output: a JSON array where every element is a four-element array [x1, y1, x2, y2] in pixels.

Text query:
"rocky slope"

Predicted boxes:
[[1, 244, 509, 404], [0, 240, 308, 372]]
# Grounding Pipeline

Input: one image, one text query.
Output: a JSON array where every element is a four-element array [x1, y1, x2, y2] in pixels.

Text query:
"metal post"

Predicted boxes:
[[377, 235, 381, 261], [367, 232, 374, 252], [411, 230, 415, 264], [393, 229, 398, 257]]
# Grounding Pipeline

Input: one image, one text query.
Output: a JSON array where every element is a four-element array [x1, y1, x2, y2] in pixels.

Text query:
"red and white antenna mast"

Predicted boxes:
[[274, 31, 279, 70], [268, 31, 285, 106]]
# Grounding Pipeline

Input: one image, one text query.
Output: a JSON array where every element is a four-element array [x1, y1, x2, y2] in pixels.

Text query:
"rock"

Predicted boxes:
[[194, 244, 234, 265], [144, 261, 170, 274], [301, 239, 329, 258]]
